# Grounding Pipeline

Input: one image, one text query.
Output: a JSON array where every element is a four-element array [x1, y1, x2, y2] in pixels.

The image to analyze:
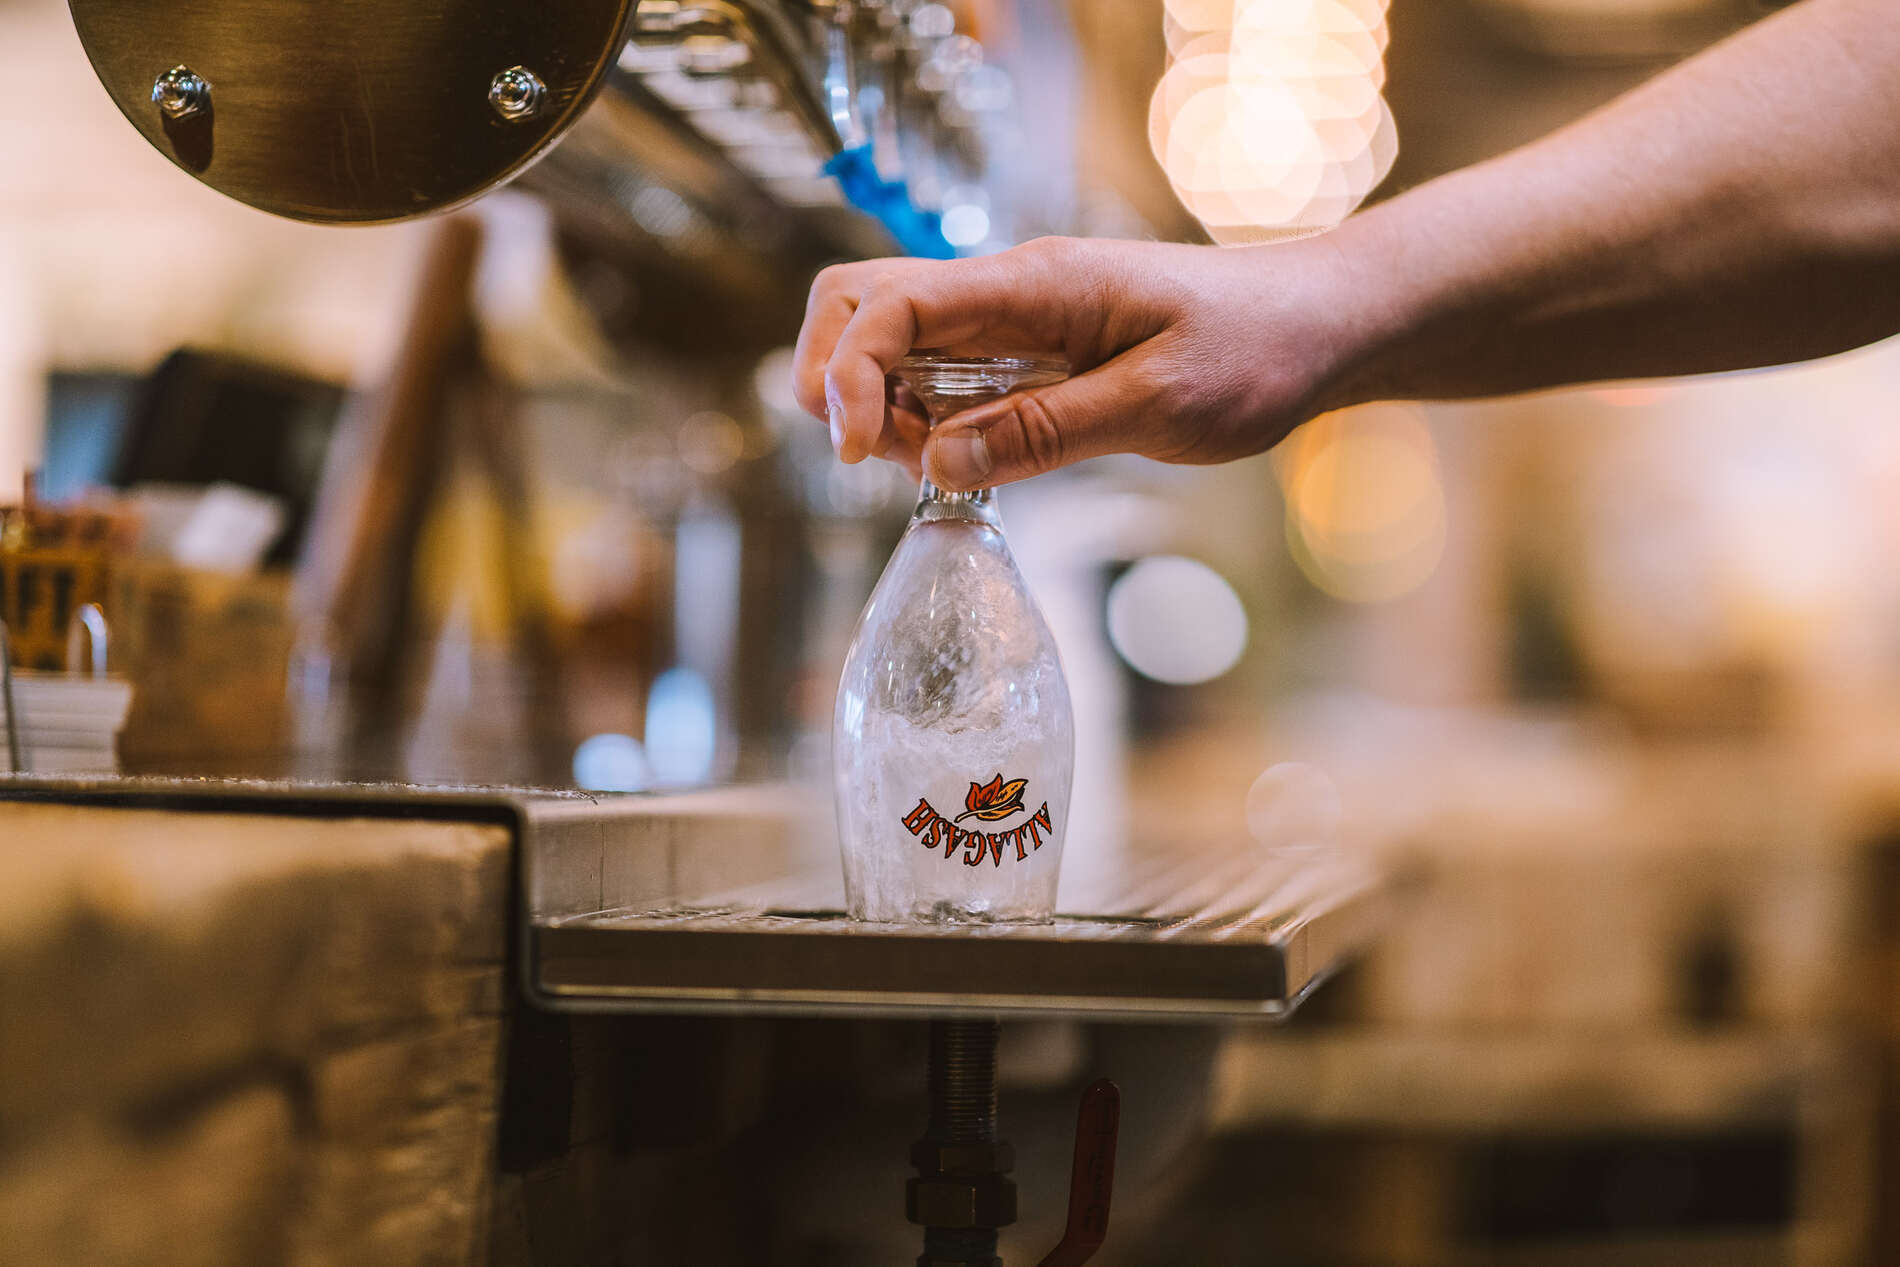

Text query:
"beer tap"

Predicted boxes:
[[818, 0, 954, 255]]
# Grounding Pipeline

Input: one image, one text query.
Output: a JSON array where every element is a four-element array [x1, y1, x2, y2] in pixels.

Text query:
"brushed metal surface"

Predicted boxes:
[[68, 0, 634, 222], [532, 841, 1384, 1020]]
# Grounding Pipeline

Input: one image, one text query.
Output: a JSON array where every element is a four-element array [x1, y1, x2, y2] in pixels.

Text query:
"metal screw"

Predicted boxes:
[[151, 65, 210, 119], [488, 66, 547, 121]]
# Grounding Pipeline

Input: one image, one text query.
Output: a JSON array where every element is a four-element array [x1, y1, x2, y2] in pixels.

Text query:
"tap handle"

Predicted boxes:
[[1035, 1079, 1119, 1267]]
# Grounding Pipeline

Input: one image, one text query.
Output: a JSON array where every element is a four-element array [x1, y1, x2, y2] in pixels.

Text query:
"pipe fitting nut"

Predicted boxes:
[[906, 1174, 1017, 1229], [909, 1139, 1015, 1176]]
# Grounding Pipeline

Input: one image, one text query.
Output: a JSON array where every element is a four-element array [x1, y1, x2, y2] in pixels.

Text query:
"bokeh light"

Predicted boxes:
[[1150, 0, 1396, 242], [1246, 761, 1344, 848], [1106, 555, 1250, 684], [1277, 403, 1447, 602], [573, 733, 652, 792], [645, 666, 719, 786], [678, 410, 745, 475], [752, 346, 801, 415], [941, 202, 992, 248]]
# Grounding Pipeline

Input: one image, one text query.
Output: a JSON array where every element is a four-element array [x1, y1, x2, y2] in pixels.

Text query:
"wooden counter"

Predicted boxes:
[[0, 800, 511, 1264]]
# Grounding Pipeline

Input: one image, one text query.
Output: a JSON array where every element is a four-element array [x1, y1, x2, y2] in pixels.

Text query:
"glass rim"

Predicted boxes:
[[895, 351, 1070, 376]]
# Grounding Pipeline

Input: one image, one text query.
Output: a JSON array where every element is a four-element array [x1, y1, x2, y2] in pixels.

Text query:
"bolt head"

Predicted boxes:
[[489, 66, 547, 121], [151, 65, 210, 119]]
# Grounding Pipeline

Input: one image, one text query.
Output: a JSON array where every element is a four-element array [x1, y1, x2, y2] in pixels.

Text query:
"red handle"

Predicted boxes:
[[1036, 1079, 1120, 1267]]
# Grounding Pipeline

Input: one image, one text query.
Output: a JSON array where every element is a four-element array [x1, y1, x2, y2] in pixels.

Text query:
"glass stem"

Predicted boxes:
[[914, 475, 1001, 526], [913, 414, 1002, 525], [918, 476, 992, 507]]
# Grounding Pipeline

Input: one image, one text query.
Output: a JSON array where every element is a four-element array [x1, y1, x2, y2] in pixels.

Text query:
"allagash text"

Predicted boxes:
[[901, 797, 1054, 867]]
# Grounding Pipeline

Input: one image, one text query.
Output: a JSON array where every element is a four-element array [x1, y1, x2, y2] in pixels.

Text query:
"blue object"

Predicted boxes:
[[824, 144, 955, 260]]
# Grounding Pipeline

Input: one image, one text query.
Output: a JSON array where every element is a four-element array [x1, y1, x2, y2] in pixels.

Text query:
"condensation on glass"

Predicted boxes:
[[833, 353, 1075, 924]]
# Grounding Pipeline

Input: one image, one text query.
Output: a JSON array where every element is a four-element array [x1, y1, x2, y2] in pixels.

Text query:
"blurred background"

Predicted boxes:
[[7, 0, 1900, 1263]]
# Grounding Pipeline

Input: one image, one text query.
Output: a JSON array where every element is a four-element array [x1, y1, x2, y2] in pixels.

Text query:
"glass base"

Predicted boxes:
[[848, 896, 1058, 927]]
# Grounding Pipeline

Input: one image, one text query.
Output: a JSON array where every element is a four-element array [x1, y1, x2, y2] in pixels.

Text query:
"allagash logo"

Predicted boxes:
[[901, 774, 1053, 868], [957, 774, 1027, 823]]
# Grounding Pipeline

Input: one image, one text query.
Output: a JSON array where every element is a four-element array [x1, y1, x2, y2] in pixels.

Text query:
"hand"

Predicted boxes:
[[791, 235, 1358, 490]]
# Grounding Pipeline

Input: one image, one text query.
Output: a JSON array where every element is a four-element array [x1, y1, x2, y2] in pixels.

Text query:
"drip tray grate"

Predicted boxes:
[[532, 843, 1385, 1020]]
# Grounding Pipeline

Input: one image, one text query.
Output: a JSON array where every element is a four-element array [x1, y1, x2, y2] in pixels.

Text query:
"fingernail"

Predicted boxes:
[[824, 378, 845, 452], [929, 431, 992, 489]]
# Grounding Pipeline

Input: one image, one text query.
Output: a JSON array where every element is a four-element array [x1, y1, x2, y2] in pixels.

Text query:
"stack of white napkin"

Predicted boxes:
[[1, 671, 133, 774]]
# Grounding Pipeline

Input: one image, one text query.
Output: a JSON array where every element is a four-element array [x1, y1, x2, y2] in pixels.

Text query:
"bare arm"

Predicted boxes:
[[1333, 0, 1900, 403], [794, 0, 1900, 490]]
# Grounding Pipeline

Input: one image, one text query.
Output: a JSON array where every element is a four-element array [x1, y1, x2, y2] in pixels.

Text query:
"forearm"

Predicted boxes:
[[1318, 0, 1900, 406], [793, 0, 1900, 489]]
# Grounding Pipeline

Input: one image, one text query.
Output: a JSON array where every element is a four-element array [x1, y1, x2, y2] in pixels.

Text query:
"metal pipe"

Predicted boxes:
[[911, 1019, 1014, 1267], [925, 1018, 1000, 1144]]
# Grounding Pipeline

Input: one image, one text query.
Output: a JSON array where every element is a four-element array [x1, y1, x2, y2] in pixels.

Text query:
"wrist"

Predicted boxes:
[[1265, 212, 1431, 417]]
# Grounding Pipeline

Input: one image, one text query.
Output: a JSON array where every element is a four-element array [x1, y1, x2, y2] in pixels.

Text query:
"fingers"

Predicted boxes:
[[889, 446, 924, 484], [921, 351, 1168, 490], [792, 257, 943, 448], [821, 261, 1008, 463], [873, 399, 929, 462], [791, 262, 873, 421], [792, 240, 1095, 463]]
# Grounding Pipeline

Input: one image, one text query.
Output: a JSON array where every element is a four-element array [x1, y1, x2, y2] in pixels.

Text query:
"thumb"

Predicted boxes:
[[922, 358, 1161, 491]]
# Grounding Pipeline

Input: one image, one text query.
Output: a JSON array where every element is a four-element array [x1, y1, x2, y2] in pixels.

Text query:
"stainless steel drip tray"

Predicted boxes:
[[539, 909, 1331, 1019], [531, 829, 1386, 1021]]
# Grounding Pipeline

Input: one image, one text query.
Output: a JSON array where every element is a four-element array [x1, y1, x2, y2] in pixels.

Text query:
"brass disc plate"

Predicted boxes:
[[69, 0, 634, 223]]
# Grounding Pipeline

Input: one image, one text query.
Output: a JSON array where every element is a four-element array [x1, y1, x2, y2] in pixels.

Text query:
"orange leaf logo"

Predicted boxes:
[[955, 773, 1029, 823]]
